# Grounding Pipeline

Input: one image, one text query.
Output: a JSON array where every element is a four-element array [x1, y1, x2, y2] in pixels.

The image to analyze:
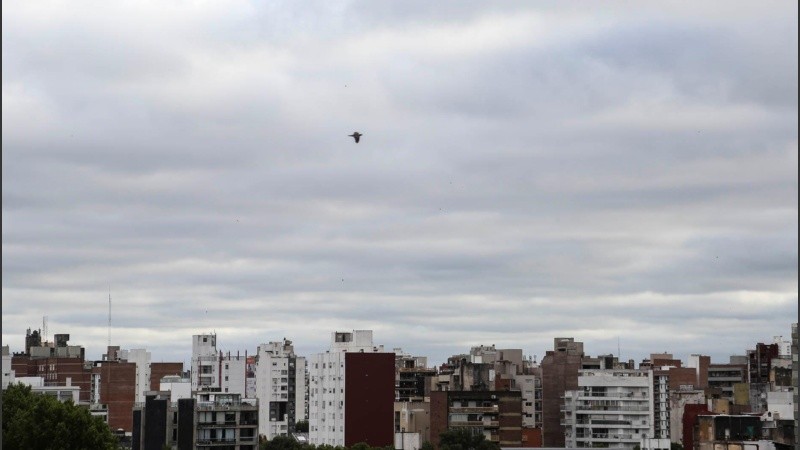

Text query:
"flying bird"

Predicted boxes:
[[349, 132, 362, 143]]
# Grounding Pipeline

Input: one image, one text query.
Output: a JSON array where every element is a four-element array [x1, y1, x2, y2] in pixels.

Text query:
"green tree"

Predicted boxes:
[[438, 428, 499, 450], [295, 420, 310, 433], [262, 435, 301, 450], [2, 383, 119, 450], [671, 443, 684, 450], [421, 441, 436, 450]]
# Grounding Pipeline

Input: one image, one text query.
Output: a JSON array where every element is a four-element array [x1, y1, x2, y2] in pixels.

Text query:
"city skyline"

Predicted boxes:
[[4, 324, 796, 370], [3, 2, 797, 369]]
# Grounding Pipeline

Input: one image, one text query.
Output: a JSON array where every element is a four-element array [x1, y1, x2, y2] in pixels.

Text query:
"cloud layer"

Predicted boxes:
[[3, 1, 797, 365]]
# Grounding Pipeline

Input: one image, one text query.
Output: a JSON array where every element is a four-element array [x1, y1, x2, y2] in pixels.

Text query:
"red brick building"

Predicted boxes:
[[149, 362, 184, 390], [11, 354, 93, 402], [540, 338, 583, 447], [93, 361, 137, 433]]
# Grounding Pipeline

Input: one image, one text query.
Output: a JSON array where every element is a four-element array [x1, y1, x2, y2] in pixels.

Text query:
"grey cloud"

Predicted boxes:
[[2, 1, 796, 367]]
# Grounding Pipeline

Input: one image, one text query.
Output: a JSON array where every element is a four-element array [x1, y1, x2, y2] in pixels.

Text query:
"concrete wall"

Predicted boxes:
[[2, 346, 14, 389], [127, 349, 151, 403]]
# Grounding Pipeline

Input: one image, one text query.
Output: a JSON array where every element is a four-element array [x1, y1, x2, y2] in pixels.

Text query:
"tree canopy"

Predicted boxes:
[[2, 383, 119, 450], [438, 428, 499, 450]]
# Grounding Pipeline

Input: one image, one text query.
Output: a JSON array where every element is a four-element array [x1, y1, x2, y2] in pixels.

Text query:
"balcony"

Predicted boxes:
[[197, 438, 237, 446], [197, 420, 238, 427], [196, 402, 258, 412], [450, 421, 486, 427], [575, 433, 635, 441], [449, 406, 499, 414], [575, 405, 650, 413]]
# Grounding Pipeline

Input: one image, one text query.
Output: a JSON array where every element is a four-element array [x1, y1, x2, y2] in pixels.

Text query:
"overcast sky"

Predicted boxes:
[[2, 1, 797, 367]]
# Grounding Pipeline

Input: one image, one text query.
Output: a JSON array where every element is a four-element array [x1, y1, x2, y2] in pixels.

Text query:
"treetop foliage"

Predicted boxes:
[[2, 383, 119, 450]]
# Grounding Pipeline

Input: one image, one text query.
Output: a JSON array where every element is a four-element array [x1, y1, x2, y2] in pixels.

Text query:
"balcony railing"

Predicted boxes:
[[449, 406, 499, 414], [197, 438, 237, 445], [196, 402, 257, 411], [197, 420, 238, 427], [575, 405, 650, 412], [450, 421, 486, 427]]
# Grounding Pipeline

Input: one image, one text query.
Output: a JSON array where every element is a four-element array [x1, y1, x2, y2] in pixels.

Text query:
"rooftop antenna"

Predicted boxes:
[[43, 316, 48, 344], [617, 336, 621, 360]]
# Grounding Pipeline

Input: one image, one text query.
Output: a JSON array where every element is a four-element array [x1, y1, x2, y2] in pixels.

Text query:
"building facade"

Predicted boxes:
[[191, 334, 249, 397], [309, 330, 394, 447], [562, 369, 655, 450], [541, 337, 585, 447], [255, 339, 306, 439], [791, 323, 799, 450], [430, 390, 523, 448], [132, 391, 258, 450]]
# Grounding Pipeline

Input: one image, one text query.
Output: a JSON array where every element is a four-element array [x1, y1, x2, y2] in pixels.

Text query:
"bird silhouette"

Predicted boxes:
[[349, 132, 362, 143]]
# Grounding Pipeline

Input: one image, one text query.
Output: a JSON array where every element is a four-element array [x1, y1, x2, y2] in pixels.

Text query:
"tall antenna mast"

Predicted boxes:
[[617, 336, 621, 360], [43, 316, 48, 344], [108, 286, 112, 348]]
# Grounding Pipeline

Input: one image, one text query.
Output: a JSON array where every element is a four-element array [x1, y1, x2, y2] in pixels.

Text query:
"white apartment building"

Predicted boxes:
[[192, 334, 220, 391], [221, 356, 247, 395], [119, 348, 151, 403], [16, 376, 81, 403], [514, 373, 543, 428], [191, 334, 248, 397], [309, 330, 387, 447], [563, 369, 655, 450], [773, 336, 792, 358], [159, 375, 192, 402], [255, 339, 307, 439]]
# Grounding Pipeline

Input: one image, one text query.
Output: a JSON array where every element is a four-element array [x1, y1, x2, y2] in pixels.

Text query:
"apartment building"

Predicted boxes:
[[192, 334, 220, 391], [91, 359, 137, 432], [89, 345, 183, 434], [132, 391, 258, 450], [308, 330, 394, 447], [540, 337, 585, 447], [562, 369, 655, 450], [669, 388, 706, 445], [430, 390, 523, 448], [707, 361, 747, 401], [648, 354, 697, 442], [395, 349, 436, 402], [191, 334, 248, 396], [255, 339, 306, 439], [11, 332, 92, 403], [748, 343, 780, 384], [119, 349, 151, 403], [792, 323, 798, 450], [11, 375, 81, 402], [394, 348, 435, 449]]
